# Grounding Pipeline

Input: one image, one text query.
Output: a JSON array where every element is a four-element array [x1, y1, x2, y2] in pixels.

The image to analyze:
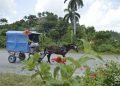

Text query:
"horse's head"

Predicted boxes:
[[66, 44, 78, 52]]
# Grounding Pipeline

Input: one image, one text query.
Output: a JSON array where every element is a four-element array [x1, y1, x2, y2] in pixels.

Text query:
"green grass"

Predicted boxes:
[[0, 73, 41, 86], [0, 48, 5, 50]]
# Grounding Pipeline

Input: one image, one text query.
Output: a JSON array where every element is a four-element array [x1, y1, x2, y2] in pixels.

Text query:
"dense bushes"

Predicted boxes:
[[0, 36, 6, 48], [1, 60, 120, 86], [82, 61, 120, 86], [0, 29, 7, 48], [23, 53, 120, 86], [92, 40, 120, 54]]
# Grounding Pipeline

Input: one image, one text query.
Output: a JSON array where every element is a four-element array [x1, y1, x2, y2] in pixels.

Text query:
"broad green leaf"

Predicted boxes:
[[62, 80, 71, 86], [32, 53, 40, 63], [40, 62, 51, 73], [53, 66, 60, 79], [80, 39, 103, 61], [39, 62, 52, 79], [60, 64, 69, 79], [78, 56, 93, 67], [96, 54, 103, 61], [60, 64, 75, 80], [31, 72, 40, 78], [23, 58, 35, 71], [66, 57, 79, 66]]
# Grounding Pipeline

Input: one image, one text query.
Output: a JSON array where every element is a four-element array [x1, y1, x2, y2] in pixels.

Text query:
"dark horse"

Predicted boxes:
[[39, 44, 78, 63]]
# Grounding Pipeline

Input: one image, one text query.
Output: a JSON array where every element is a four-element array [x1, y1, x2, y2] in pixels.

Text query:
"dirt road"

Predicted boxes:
[[0, 50, 120, 75]]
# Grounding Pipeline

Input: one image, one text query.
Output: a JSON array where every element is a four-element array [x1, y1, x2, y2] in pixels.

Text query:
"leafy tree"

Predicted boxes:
[[49, 29, 60, 43], [36, 12, 58, 33], [38, 12, 42, 18], [23, 15, 38, 28], [110, 31, 120, 41], [27, 15, 38, 27], [86, 26, 95, 41], [95, 31, 111, 40], [61, 26, 73, 44], [55, 17, 68, 39], [76, 25, 87, 39], [24, 16, 28, 21], [0, 18, 8, 25]]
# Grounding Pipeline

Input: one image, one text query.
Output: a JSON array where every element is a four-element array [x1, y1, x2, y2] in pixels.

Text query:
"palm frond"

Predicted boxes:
[[77, 0, 84, 8], [75, 12, 80, 18], [64, 8, 69, 12], [75, 16, 79, 23], [64, 0, 68, 3], [64, 14, 70, 23], [68, 0, 77, 11]]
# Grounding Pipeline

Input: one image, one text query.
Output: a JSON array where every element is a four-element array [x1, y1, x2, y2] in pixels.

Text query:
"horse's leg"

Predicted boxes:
[[27, 53, 33, 60], [38, 53, 46, 63], [47, 53, 51, 63], [62, 54, 65, 57]]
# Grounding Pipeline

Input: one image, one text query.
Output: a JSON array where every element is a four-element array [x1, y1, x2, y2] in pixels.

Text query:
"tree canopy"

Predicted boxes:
[[0, 11, 120, 54]]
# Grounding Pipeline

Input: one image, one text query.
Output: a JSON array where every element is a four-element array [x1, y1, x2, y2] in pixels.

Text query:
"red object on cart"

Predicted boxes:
[[23, 30, 32, 35]]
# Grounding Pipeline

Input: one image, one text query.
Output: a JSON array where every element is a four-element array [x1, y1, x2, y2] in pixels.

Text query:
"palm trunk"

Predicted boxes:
[[71, 28, 73, 43], [71, 19, 74, 43], [73, 11, 76, 43], [73, 12, 76, 36]]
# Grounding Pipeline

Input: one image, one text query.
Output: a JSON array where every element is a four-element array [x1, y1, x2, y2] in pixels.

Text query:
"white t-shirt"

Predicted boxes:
[[30, 42, 39, 47]]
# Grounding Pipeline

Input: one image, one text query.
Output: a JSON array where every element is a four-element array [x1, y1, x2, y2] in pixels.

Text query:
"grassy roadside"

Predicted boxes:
[[0, 73, 41, 86], [0, 48, 5, 50]]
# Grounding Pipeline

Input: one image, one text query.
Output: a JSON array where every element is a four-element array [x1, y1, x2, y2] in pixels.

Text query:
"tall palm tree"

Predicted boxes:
[[64, 0, 83, 36]]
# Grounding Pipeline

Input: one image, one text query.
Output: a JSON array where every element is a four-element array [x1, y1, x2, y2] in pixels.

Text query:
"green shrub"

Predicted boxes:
[[83, 61, 120, 86], [23, 53, 92, 86], [40, 36, 55, 49], [0, 36, 6, 48]]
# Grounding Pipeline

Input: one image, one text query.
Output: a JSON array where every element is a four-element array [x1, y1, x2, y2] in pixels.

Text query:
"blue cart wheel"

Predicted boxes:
[[8, 55, 16, 63]]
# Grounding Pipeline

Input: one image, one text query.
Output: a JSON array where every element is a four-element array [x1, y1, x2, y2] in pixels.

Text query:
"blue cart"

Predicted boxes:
[[6, 31, 41, 63]]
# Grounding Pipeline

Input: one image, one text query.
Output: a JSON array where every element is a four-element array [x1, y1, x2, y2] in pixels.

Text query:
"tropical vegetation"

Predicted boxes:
[[0, 0, 120, 86], [0, 13, 120, 54], [20, 52, 120, 86], [0, 0, 120, 54]]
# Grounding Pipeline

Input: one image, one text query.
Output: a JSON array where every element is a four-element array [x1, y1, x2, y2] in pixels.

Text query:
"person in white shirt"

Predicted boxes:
[[29, 41, 39, 54]]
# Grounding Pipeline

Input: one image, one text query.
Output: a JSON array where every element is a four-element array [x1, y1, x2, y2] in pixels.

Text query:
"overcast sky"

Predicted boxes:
[[0, 0, 120, 32]]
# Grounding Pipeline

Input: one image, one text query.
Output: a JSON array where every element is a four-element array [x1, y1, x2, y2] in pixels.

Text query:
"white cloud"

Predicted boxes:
[[80, 0, 120, 32], [0, 0, 16, 22], [35, 0, 67, 17], [35, 0, 120, 32]]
